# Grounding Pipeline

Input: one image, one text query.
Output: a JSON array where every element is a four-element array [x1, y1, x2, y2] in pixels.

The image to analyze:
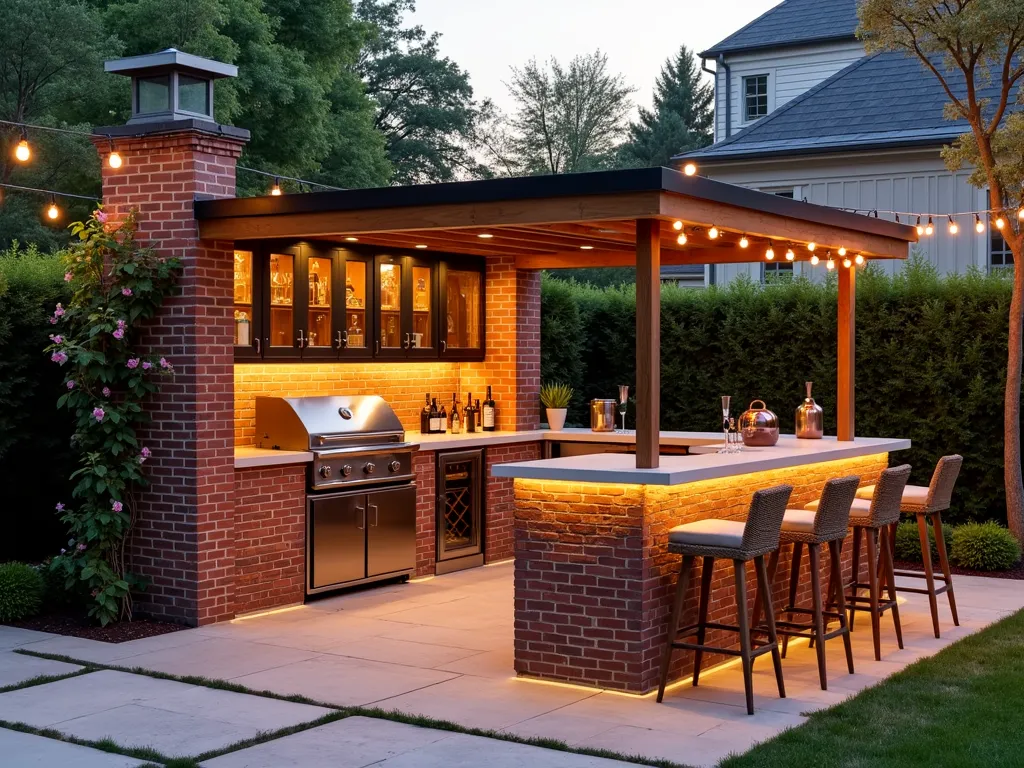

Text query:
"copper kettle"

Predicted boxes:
[[739, 400, 780, 446]]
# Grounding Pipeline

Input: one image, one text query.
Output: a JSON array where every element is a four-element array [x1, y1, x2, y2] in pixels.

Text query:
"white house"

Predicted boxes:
[[679, 0, 1011, 286]]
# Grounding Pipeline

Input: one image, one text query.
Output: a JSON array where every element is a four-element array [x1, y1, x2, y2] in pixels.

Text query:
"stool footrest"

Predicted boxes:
[[763, 621, 848, 643], [778, 606, 845, 621], [893, 569, 951, 583]]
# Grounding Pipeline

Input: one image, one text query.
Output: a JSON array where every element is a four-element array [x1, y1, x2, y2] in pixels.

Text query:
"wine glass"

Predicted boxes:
[[618, 385, 629, 432], [719, 396, 731, 454]]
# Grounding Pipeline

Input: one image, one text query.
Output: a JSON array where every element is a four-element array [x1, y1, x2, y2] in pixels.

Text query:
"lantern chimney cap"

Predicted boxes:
[[104, 48, 238, 80]]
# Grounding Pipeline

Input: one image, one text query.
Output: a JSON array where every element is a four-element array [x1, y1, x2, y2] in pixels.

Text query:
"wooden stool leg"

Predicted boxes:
[[750, 547, 779, 645], [866, 529, 882, 661], [692, 556, 715, 686], [849, 526, 862, 631], [932, 512, 959, 626], [657, 554, 693, 703], [916, 512, 941, 638], [829, 539, 855, 674], [734, 559, 755, 715], [881, 523, 904, 649], [783, 542, 803, 657], [807, 543, 828, 690], [755, 554, 785, 700]]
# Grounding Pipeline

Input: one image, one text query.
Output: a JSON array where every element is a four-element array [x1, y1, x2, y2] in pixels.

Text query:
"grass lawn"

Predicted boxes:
[[722, 608, 1024, 767]]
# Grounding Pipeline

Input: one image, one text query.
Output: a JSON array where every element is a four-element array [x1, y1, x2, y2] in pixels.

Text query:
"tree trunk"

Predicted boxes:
[[1006, 242, 1024, 544]]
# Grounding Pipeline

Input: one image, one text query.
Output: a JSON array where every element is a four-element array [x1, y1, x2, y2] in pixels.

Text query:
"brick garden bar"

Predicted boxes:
[[90, 50, 917, 693]]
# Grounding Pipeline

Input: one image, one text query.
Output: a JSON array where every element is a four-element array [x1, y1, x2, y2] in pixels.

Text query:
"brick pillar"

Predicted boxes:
[[92, 126, 248, 626], [515, 269, 541, 430]]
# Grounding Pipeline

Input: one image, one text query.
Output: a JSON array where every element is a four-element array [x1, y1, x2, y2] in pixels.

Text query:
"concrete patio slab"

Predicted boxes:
[[0, 650, 81, 688], [115, 637, 319, 679], [0, 626, 53, 651], [17, 628, 207, 666], [200, 716, 639, 768], [321, 636, 486, 667], [0, 726, 145, 767]]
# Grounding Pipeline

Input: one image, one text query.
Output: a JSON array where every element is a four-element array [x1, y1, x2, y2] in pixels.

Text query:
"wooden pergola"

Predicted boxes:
[[197, 167, 917, 469]]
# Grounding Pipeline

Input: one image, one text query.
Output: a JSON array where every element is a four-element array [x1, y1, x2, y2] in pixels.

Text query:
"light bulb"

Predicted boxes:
[[838, 246, 847, 257], [854, 254, 865, 265], [916, 216, 924, 236], [739, 236, 749, 249], [46, 201, 59, 220], [826, 257, 835, 271], [1018, 207, 1024, 220], [708, 225, 719, 240], [270, 178, 282, 196], [810, 254, 820, 266], [673, 220, 683, 231], [843, 257, 852, 268], [807, 242, 816, 252], [785, 248, 795, 261], [683, 162, 697, 176], [925, 216, 934, 235], [107, 151, 122, 169], [14, 139, 30, 162], [477, 233, 493, 239], [948, 216, 958, 235], [765, 247, 775, 261], [975, 215, 985, 234], [996, 217, 1006, 230], [677, 233, 687, 246]]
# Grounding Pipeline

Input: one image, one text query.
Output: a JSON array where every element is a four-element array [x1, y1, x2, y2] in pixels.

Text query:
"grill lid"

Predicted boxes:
[[255, 395, 405, 451]]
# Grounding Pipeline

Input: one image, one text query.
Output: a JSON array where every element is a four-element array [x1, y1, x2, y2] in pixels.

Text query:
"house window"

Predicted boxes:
[[991, 232, 1014, 268], [744, 75, 769, 121], [764, 189, 794, 279]]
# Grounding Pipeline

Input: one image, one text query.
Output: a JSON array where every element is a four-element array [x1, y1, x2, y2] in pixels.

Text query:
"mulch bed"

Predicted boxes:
[[894, 559, 1024, 581], [6, 613, 187, 643]]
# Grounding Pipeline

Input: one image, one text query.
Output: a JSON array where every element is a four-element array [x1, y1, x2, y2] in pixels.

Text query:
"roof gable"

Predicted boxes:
[[700, 0, 859, 58]]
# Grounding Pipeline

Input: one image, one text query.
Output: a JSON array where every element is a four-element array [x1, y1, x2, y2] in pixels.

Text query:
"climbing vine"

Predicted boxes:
[[46, 209, 180, 625]]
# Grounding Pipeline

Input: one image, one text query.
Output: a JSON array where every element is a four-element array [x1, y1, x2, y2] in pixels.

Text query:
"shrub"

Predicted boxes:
[[951, 523, 1021, 571], [893, 519, 953, 563], [0, 562, 45, 621]]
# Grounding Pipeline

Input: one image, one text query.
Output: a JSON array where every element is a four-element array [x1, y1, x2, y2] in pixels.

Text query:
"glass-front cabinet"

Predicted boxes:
[[233, 241, 481, 362]]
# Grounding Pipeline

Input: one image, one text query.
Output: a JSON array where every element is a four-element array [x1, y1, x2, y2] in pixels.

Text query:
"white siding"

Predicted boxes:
[[703, 149, 988, 284], [713, 41, 866, 142]]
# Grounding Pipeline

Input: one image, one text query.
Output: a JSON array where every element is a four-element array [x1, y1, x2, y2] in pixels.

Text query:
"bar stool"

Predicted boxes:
[[751, 476, 860, 691], [856, 455, 963, 638], [808, 464, 911, 661], [656, 485, 793, 715]]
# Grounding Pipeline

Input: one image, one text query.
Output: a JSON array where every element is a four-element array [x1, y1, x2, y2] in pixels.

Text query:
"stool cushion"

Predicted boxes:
[[805, 497, 873, 526], [855, 484, 929, 507], [668, 519, 745, 549], [781, 508, 816, 533]]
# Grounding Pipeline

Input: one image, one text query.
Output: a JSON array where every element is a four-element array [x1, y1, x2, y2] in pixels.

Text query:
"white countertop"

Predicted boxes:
[[413, 430, 546, 451], [491, 435, 911, 486], [235, 446, 314, 469]]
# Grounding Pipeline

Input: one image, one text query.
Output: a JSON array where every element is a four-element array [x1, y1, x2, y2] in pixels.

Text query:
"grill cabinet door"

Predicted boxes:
[[308, 493, 367, 590], [366, 485, 416, 578]]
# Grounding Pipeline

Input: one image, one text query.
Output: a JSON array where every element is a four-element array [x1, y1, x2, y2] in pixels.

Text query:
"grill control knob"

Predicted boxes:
[[364, 462, 376, 475], [389, 460, 401, 473], [319, 465, 332, 479], [341, 465, 353, 477]]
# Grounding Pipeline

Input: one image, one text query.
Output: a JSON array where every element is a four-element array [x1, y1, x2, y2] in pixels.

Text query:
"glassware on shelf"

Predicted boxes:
[[269, 254, 294, 347], [718, 396, 732, 454], [233, 251, 252, 305], [380, 263, 399, 310], [617, 385, 629, 432], [234, 310, 251, 346]]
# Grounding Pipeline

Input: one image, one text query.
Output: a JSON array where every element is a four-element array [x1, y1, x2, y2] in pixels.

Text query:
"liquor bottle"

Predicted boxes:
[[420, 394, 431, 435], [465, 393, 475, 433], [429, 398, 442, 434], [482, 386, 496, 431], [450, 393, 462, 434], [438, 400, 448, 433]]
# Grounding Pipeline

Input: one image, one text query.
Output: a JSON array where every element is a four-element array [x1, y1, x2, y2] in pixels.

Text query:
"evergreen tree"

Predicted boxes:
[[619, 46, 713, 169]]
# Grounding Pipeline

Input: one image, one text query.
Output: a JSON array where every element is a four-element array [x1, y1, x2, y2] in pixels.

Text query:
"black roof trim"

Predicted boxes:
[[700, 33, 857, 59]]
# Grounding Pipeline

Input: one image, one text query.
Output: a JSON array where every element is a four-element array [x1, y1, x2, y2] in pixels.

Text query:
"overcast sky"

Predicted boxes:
[[412, 0, 781, 115]]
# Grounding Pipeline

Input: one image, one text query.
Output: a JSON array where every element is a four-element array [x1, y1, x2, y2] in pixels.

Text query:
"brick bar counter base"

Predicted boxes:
[[512, 453, 888, 693]]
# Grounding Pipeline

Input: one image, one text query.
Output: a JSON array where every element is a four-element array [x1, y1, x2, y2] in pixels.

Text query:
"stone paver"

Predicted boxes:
[[0, 726, 145, 767], [200, 715, 637, 768], [0, 650, 81, 688]]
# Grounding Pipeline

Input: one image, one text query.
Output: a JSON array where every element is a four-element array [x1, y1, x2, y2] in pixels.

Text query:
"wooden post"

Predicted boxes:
[[837, 264, 856, 441], [636, 218, 661, 468]]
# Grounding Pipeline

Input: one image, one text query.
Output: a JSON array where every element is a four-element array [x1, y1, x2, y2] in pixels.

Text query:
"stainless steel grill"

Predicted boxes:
[[255, 395, 418, 491]]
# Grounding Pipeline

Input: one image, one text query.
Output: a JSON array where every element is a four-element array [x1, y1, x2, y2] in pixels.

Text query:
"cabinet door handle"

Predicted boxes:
[[254, 338, 261, 355], [403, 333, 411, 349], [440, 340, 447, 353], [356, 505, 365, 530], [335, 330, 346, 350], [369, 504, 379, 527], [297, 329, 306, 348], [375, 340, 380, 354]]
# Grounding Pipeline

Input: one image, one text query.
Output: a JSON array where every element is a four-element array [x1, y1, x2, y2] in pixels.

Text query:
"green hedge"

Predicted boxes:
[[541, 258, 1014, 526], [0, 244, 74, 562]]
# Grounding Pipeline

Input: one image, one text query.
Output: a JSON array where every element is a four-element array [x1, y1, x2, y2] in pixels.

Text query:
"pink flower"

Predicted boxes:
[[102, 387, 111, 398], [121, 287, 133, 297], [111, 500, 123, 513], [51, 351, 68, 364], [55, 502, 64, 512], [141, 361, 152, 370], [50, 317, 58, 325], [64, 272, 73, 282], [92, 407, 105, 422], [127, 358, 140, 369], [140, 447, 151, 458], [113, 328, 125, 340], [95, 209, 108, 224], [66, 380, 75, 390], [49, 334, 63, 344], [54, 304, 64, 318], [159, 357, 170, 369], [76, 542, 87, 552], [117, 319, 126, 329]]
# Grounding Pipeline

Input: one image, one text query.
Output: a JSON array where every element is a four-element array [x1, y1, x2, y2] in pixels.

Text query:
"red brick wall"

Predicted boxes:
[[513, 454, 889, 693], [413, 451, 437, 577], [94, 131, 246, 625], [486, 442, 542, 562], [234, 466, 306, 613]]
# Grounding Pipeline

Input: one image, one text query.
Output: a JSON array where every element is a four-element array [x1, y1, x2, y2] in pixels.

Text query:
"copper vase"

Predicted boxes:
[[795, 381, 824, 439]]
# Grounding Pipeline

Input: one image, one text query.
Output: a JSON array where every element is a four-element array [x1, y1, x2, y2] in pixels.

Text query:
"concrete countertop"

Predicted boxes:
[[491, 435, 911, 486]]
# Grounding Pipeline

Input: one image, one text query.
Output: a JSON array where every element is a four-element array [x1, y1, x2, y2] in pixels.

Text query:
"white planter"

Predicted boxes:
[[546, 408, 568, 431]]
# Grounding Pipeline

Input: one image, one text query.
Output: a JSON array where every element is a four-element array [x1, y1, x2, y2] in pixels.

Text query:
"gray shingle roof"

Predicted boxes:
[[700, 0, 859, 58], [680, 51, 1005, 161]]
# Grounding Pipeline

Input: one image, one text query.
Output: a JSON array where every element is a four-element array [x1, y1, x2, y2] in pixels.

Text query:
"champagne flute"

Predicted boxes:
[[618, 385, 629, 432], [719, 396, 731, 454]]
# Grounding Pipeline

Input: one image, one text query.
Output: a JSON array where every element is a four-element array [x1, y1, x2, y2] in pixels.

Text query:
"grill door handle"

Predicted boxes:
[[369, 504, 379, 527], [355, 505, 365, 530]]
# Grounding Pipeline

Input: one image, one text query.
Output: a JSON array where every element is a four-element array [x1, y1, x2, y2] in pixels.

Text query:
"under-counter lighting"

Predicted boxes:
[[345, 236, 358, 242], [231, 604, 306, 622]]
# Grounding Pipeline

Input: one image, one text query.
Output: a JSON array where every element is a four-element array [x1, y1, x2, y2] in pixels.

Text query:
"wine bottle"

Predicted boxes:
[[438, 401, 448, 433], [482, 386, 496, 431], [451, 393, 462, 434], [429, 398, 441, 434], [420, 394, 431, 435], [465, 392, 475, 433]]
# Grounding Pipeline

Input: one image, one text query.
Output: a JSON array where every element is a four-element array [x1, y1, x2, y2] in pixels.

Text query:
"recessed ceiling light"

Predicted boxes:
[[415, 244, 428, 249], [345, 237, 358, 242], [580, 245, 594, 250], [477, 233, 494, 239]]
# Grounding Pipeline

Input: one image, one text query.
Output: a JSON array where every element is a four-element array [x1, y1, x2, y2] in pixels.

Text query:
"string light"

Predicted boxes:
[[14, 130, 30, 162], [677, 232, 687, 245], [765, 246, 775, 261], [916, 216, 925, 236], [107, 148, 122, 169], [807, 242, 816, 252], [948, 215, 958, 235], [708, 225, 719, 240], [975, 214, 985, 234], [810, 254, 820, 266], [826, 252, 835, 270], [843, 256, 853, 269], [785, 246, 796, 261], [1018, 207, 1024, 220], [838, 246, 847, 257], [46, 196, 60, 221], [672, 220, 683, 231], [925, 216, 934, 235], [996, 216, 1006, 230], [854, 254, 865, 266], [683, 162, 697, 176], [269, 178, 282, 196], [739, 235, 749, 249]]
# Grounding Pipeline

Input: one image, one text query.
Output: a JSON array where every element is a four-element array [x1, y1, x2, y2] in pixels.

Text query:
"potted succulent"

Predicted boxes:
[[540, 382, 573, 431]]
